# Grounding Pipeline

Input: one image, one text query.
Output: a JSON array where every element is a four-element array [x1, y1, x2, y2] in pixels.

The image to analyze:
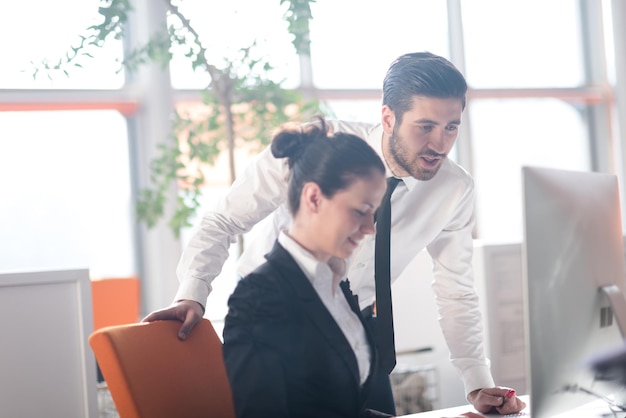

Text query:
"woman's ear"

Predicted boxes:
[[300, 182, 323, 214]]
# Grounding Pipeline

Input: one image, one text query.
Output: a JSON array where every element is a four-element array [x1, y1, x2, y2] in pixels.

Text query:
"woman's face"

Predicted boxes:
[[312, 172, 387, 260]]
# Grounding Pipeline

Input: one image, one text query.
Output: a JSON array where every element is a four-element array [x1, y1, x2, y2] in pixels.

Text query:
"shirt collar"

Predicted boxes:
[[277, 231, 347, 294]]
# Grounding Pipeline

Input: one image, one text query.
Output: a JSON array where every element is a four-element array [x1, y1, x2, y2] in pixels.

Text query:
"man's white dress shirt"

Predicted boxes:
[[175, 120, 495, 396]]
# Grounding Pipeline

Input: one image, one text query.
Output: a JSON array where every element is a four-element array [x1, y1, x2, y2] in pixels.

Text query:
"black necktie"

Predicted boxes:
[[374, 176, 401, 374]]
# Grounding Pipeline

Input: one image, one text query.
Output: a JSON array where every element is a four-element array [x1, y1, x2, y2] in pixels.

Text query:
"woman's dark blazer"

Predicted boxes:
[[223, 241, 380, 418]]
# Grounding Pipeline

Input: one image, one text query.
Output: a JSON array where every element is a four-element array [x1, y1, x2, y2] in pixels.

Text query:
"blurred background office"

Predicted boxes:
[[1, 0, 625, 409]]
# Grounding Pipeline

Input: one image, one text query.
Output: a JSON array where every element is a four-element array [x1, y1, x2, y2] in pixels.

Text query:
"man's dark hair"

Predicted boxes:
[[382, 52, 468, 122]]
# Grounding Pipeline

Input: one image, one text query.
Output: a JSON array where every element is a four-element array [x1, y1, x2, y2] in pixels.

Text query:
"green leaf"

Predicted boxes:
[[37, 0, 318, 238]]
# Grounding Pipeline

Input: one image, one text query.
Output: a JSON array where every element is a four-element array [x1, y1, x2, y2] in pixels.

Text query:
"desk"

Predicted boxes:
[[400, 395, 626, 417], [400, 395, 529, 418]]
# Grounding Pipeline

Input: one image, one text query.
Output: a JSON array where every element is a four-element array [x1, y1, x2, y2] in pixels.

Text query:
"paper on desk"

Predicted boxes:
[[439, 412, 484, 418], [440, 412, 529, 418]]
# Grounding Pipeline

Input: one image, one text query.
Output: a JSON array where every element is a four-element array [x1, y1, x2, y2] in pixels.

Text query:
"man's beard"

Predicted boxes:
[[388, 128, 446, 181]]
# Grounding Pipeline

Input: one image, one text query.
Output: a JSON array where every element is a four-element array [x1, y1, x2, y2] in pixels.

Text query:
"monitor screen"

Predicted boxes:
[[522, 166, 626, 417]]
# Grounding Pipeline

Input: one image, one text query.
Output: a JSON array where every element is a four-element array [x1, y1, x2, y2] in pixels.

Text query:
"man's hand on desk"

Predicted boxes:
[[467, 387, 526, 415], [142, 299, 205, 340]]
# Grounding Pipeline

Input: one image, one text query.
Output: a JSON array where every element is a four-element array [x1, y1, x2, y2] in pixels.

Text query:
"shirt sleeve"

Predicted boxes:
[[173, 119, 374, 306], [326, 119, 376, 140], [174, 145, 290, 305], [426, 177, 496, 397]]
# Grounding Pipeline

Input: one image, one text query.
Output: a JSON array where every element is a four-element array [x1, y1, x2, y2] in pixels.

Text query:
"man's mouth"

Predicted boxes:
[[420, 154, 441, 169]]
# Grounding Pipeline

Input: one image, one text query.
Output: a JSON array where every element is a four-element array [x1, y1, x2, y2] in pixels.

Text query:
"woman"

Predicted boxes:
[[222, 117, 391, 418]]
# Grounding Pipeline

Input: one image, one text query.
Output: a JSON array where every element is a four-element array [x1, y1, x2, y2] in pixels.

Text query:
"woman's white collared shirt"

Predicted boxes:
[[278, 231, 371, 385]]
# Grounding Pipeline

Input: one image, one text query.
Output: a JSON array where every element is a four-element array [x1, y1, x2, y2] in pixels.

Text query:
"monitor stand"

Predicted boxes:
[[601, 284, 626, 337]]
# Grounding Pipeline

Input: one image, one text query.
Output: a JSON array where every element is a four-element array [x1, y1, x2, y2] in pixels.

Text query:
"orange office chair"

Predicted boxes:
[[91, 276, 141, 382], [91, 277, 141, 332], [89, 319, 235, 418]]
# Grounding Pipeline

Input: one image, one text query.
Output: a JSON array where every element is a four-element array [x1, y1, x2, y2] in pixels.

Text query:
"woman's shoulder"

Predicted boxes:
[[228, 264, 290, 313]]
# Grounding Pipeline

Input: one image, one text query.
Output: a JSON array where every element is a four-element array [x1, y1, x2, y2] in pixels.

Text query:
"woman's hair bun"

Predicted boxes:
[[271, 116, 328, 166]]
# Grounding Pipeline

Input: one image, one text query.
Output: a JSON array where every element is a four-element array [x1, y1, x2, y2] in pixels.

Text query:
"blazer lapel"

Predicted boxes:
[[265, 242, 362, 387], [339, 279, 361, 316]]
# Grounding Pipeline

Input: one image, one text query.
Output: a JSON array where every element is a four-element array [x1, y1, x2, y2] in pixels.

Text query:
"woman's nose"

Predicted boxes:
[[361, 214, 376, 234]]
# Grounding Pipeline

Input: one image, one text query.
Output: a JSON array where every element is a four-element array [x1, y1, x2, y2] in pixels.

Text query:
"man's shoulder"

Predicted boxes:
[[327, 119, 380, 139], [441, 158, 474, 186], [412, 158, 474, 202]]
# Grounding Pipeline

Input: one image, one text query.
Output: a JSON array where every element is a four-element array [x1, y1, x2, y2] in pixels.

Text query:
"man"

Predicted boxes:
[[144, 52, 525, 415]]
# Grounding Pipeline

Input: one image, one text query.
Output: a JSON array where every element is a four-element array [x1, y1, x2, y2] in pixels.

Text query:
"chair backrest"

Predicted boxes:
[[91, 277, 141, 331], [89, 319, 235, 418]]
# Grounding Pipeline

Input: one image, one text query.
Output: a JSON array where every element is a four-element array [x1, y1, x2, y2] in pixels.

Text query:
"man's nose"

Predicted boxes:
[[428, 129, 448, 153]]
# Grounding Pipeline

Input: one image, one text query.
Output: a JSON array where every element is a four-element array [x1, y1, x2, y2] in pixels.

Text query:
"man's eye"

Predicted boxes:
[[421, 125, 433, 133], [446, 125, 459, 132]]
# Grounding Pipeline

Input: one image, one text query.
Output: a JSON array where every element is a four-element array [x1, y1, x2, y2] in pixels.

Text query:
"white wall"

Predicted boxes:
[[392, 241, 528, 409], [392, 250, 468, 409]]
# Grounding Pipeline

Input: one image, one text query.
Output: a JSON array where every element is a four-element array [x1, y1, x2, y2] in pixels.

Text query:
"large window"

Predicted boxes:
[[0, 110, 135, 276], [308, 0, 449, 89], [460, 0, 613, 243], [1, 0, 124, 89], [1, 0, 623, 318], [469, 99, 590, 241], [169, 0, 299, 89], [461, 0, 585, 89], [0, 0, 133, 279]]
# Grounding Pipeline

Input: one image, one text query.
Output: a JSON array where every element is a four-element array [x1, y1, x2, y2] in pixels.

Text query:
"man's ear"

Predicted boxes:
[[381, 105, 396, 136], [300, 182, 323, 213]]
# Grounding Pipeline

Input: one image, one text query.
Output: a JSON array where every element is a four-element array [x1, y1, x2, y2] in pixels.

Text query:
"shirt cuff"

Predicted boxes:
[[461, 364, 496, 399], [173, 276, 211, 307]]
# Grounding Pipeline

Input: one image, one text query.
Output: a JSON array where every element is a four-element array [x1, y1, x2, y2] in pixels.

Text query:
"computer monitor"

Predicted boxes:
[[0, 268, 98, 418], [521, 166, 626, 417]]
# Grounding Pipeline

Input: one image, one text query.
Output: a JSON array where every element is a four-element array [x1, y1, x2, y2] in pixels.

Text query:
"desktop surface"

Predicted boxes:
[[400, 395, 626, 417]]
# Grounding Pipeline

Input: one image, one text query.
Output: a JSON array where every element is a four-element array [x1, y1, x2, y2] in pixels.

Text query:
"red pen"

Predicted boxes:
[[502, 389, 516, 405]]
